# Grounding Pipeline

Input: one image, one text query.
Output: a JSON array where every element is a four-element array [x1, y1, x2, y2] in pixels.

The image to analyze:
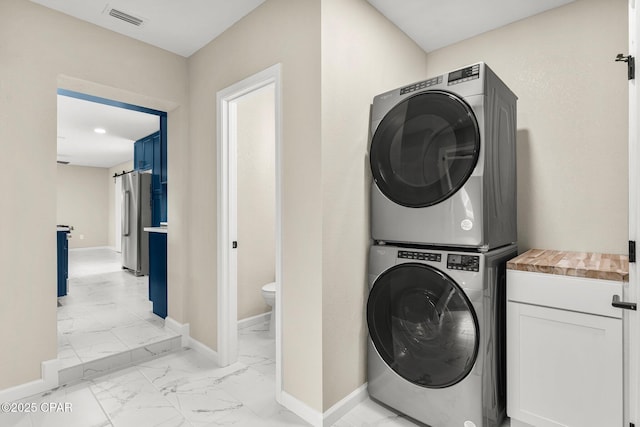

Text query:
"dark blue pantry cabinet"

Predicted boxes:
[[133, 129, 167, 227], [56, 228, 69, 297], [148, 230, 167, 318]]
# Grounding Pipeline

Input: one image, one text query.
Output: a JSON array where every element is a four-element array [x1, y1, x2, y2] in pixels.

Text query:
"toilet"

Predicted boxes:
[[261, 282, 276, 337]]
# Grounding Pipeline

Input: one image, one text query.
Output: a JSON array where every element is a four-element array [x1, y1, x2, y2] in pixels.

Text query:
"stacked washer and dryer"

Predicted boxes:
[[366, 63, 518, 427]]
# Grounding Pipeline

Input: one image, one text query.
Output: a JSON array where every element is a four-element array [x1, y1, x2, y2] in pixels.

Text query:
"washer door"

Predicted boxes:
[[367, 263, 479, 388], [370, 90, 480, 208]]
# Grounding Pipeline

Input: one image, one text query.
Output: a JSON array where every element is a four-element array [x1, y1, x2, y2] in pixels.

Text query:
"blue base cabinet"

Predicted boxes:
[[148, 232, 167, 318], [56, 229, 69, 297]]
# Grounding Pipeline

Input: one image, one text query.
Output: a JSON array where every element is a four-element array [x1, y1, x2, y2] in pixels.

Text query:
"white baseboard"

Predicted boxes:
[[278, 383, 367, 427], [322, 383, 368, 426], [0, 358, 61, 403], [165, 316, 190, 348], [164, 317, 218, 364], [238, 311, 271, 330], [68, 246, 113, 252], [279, 391, 323, 427], [187, 336, 219, 364]]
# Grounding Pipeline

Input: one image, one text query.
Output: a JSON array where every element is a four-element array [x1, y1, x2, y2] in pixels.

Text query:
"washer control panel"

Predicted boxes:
[[447, 63, 480, 85], [447, 254, 480, 272], [397, 250, 441, 262], [399, 76, 444, 95]]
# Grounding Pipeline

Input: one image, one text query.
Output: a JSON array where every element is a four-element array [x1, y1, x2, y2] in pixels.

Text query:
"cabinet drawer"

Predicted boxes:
[[507, 270, 623, 318]]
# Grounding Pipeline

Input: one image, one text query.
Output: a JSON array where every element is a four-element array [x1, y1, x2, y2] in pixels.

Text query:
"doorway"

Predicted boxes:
[[55, 89, 174, 380], [217, 64, 283, 397]]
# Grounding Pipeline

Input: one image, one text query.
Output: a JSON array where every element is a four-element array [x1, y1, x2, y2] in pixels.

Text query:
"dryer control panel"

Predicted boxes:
[[447, 254, 480, 272], [448, 63, 480, 86], [397, 250, 441, 262]]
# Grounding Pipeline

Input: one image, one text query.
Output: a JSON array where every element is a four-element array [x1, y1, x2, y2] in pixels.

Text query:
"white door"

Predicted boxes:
[[115, 175, 122, 253]]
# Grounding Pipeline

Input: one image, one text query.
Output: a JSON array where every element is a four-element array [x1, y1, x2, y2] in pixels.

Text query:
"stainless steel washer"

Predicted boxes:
[[367, 243, 517, 427]]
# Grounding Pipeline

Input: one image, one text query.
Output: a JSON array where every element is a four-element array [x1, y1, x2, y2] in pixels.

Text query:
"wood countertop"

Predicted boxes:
[[507, 249, 629, 282]]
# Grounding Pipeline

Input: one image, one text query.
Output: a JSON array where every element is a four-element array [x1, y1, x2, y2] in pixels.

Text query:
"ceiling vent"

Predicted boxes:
[[57, 160, 70, 165], [108, 8, 144, 26]]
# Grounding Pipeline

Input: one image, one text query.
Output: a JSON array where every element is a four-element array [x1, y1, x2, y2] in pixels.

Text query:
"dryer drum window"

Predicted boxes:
[[367, 263, 479, 388], [370, 91, 480, 208]]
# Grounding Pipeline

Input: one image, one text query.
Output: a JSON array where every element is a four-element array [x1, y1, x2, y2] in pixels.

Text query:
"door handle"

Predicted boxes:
[[612, 294, 637, 311], [122, 190, 130, 236]]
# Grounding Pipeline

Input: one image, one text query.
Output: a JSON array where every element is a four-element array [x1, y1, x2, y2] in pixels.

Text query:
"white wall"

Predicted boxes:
[[320, 0, 428, 410], [236, 85, 275, 320], [424, 0, 628, 254], [56, 164, 110, 249], [0, 0, 189, 389], [108, 160, 134, 249]]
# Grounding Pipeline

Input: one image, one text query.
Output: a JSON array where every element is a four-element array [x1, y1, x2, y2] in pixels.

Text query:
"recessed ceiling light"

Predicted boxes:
[[94, 128, 106, 134]]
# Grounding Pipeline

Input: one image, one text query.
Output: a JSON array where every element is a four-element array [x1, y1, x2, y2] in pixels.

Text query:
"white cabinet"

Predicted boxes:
[[507, 270, 623, 427]]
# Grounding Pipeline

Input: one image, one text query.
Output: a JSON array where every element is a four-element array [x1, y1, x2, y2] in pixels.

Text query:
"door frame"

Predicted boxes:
[[629, 0, 639, 424], [216, 64, 283, 394]]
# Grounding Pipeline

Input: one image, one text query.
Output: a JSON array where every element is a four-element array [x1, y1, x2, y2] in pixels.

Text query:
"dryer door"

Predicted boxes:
[[370, 90, 480, 207], [367, 263, 479, 388]]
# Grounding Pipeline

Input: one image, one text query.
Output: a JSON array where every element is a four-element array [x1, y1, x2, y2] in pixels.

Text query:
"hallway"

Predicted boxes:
[[57, 248, 180, 383]]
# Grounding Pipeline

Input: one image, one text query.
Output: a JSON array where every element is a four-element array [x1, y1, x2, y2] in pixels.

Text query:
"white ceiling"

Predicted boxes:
[[43, 0, 575, 168], [57, 95, 159, 168], [366, 0, 575, 53], [29, 0, 266, 57]]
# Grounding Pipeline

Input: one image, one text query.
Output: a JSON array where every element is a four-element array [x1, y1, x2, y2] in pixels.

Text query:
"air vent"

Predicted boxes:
[[57, 160, 70, 165], [108, 8, 144, 26]]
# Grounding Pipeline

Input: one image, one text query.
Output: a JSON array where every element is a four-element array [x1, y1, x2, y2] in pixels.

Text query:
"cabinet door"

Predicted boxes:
[[159, 115, 167, 184], [148, 232, 167, 318], [56, 231, 68, 297], [507, 302, 623, 427], [134, 140, 143, 170]]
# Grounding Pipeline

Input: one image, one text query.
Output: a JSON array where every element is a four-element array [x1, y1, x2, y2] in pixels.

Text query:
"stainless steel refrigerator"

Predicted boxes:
[[121, 171, 151, 276]]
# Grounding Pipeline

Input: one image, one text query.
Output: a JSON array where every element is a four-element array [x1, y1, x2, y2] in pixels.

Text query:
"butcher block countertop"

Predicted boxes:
[[507, 249, 629, 282]]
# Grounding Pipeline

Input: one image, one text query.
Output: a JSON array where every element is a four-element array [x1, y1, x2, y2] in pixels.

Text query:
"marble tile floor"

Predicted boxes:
[[4, 322, 304, 427], [6, 319, 512, 427], [40, 248, 514, 427], [57, 248, 180, 383]]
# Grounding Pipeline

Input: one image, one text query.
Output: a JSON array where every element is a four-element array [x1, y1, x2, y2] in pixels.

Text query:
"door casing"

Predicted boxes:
[[216, 63, 283, 399]]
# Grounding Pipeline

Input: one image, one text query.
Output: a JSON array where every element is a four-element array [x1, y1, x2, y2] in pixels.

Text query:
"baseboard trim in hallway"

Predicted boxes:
[[0, 359, 59, 404]]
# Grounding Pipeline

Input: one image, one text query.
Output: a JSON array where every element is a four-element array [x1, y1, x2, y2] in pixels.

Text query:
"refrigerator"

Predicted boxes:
[[122, 171, 151, 276]]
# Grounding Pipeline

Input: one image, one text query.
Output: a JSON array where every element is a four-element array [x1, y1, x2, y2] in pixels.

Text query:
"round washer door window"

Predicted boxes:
[[367, 263, 479, 388], [370, 90, 480, 208]]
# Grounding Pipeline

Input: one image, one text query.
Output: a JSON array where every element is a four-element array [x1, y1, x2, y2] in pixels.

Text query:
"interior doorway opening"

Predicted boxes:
[[55, 89, 173, 382], [217, 64, 283, 399]]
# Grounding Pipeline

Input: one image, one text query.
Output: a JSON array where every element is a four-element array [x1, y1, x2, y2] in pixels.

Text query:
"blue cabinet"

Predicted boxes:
[[134, 131, 167, 226], [56, 229, 69, 297], [134, 132, 157, 171], [160, 116, 168, 185], [148, 231, 167, 318]]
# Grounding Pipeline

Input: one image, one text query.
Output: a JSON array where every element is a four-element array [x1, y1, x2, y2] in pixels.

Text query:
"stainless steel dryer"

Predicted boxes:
[[369, 63, 517, 250], [367, 243, 517, 427]]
